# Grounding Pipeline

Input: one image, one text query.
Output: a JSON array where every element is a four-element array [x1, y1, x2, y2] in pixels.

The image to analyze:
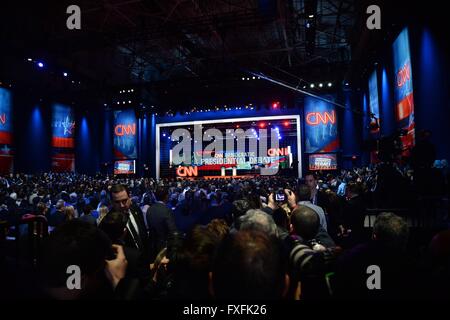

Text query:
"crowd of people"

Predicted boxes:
[[0, 161, 449, 300]]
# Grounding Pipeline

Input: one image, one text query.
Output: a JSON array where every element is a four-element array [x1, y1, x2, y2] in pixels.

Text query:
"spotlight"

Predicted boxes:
[[345, 82, 349, 86], [310, 84, 315, 88], [303, 86, 306, 89], [128, 100, 131, 103], [37, 62, 44, 68], [259, 122, 266, 128], [252, 76, 255, 80], [242, 77, 245, 80], [27, 58, 32, 62], [246, 78, 250, 80], [163, 133, 166, 137], [272, 102, 280, 109], [319, 83, 323, 88], [131, 89, 134, 92], [117, 102, 120, 105], [308, 14, 314, 18], [328, 82, 332, 87], [63, 72, 68, 77], [283, 121, 289, 127]]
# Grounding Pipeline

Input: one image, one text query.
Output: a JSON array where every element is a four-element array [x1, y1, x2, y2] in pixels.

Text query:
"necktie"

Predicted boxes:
[[127, 212, 141, 250]]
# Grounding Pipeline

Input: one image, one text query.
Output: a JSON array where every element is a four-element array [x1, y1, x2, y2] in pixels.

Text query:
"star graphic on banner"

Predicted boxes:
[[62, 116, 75, 135]]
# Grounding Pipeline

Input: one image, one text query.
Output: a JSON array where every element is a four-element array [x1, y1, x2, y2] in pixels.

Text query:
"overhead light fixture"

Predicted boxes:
[[319, 83, 323, 88], [308, 14, 314, 18], [328, 82, 332, 87], [63, 72, 68, 77], [310, 83, 315, 88]]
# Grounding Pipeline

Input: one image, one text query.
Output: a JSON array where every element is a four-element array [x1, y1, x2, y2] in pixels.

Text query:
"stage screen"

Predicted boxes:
[[368, 70, 380, 134], [0, 88, 13, 173], [393, 27, 415, 151], [156, 116, 301, 179], [114, 160, 136, 175], [51, 103, 75, 172], [113, 109, 137, 159], [304, 96, 339, 153], [309, 154, 337, 171]]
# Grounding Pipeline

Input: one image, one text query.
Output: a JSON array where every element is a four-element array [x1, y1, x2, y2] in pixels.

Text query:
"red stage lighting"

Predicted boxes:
[[259, 122, 266, 128], [283, 121, 289, 127], [272, 101, 280, 109]]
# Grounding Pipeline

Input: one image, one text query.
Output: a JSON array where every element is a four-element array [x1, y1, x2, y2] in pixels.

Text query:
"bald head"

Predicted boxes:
[[290, 205, 320, 240]]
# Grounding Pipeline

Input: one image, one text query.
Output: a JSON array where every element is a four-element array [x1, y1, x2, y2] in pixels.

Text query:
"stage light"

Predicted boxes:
[[328, 82, 332, 87], [131, 89, 134, 92], [246, 78, 250, 80], [303, 85, 306, 89], [236, 124, 240, 128], [252, 76, 255, 80], [259, 122, 266, 128], [242, 77, 245, 80], [272, 102, 280, 109], [306, 22, 311, 28], [117, 102, 120, 104], [257, 76, 260, 79], [123, 101, 126, 104], [284, 121, 289, 127], [308, 14, 314, 18], [27, 58, 32, 62], [319, 83, 323, 87], [345, 82, 349, 86], [37, 62, 44, 68], [63, 72, 68, 77], [310, 83, 315, 88], [163, 133, 166, 137], [128, 100, 131, 103]]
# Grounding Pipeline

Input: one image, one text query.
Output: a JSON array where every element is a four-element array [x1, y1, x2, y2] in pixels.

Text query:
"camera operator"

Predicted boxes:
[[285, 205, 341, 300]]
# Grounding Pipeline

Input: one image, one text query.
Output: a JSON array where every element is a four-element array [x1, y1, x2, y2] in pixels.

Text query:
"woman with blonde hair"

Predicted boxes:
[[63, 206, 76, 221]]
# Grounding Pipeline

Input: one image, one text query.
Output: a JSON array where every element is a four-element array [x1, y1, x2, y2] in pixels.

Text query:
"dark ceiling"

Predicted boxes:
[[1, 0, 431, 110]]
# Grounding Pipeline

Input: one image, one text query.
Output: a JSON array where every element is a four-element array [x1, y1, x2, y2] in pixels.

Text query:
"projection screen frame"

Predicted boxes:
[[155, 115, 302, 179]]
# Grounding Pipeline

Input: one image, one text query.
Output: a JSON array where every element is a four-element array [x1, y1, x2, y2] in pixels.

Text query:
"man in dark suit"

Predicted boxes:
[[305, 172, 327, 208], [146, 187, 177, 261], [108, 184, 151, 264], [342, 182, 367, 246]]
